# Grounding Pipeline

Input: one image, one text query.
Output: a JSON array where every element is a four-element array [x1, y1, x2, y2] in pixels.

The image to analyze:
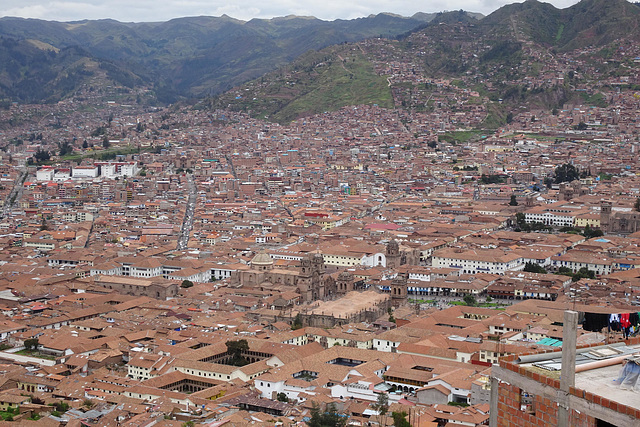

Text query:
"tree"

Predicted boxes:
[[392, 411, 412, 427], [544, 177, 554, 188], [583, 225, 604, 239], [308, 403, 346, 427], [372, 392, 389, 426], [276, 392, 289, 402], [24, 338, 39, 351], [557, 267, 573, 276], [506, 112, 514, 124], [34, 148, 50, 163], [225, 339, 249, 366], [523, 262, 547, 274], [180, 280, 194, 288], [635, 197, 640, 212], [509, 195, 518, 206], [58, 140, 73, 156], [102, 136, 110, 148], [572, 267, 595, 282], [291, 313, 303, 330], [463, 295, 477, 307], [82, 140, 88, 149], [554, 163, 580, 184]]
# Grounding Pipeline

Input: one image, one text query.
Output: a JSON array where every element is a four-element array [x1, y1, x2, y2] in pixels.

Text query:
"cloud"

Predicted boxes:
[[0, 0, 582, 22]]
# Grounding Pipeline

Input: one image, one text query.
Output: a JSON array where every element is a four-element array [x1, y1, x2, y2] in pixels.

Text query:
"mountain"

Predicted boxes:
[[480, 0, 640, 49], [0, 36, 146, 103], [206, 0, 640, 124], [0, 13, 425, 103], [203, 44, 393, 123], [0, 0, 637, 108]]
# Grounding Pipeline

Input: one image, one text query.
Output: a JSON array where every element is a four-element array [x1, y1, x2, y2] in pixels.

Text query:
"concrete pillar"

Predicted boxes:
[[489, 376, 499, 427], [558, 310, 578, 427]]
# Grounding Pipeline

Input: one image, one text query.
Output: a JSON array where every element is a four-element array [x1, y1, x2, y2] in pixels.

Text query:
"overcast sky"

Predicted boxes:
[[0, 0, 583, 22]]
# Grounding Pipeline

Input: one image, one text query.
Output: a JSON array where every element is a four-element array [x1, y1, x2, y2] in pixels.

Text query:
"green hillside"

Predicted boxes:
[[205, 46, 392, 123]]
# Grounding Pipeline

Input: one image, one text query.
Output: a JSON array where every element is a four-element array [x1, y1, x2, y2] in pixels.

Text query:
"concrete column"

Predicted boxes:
[[489, 376, 499, 427], [558, 310, 578, 427]]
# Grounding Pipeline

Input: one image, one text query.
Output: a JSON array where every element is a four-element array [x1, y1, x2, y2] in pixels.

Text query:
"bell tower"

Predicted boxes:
[[386, 240, 401, 269]]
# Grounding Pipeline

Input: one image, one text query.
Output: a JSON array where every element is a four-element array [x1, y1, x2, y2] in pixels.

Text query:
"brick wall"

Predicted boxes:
[[496, 382, 594, 427], [495, 336, 640, 426]]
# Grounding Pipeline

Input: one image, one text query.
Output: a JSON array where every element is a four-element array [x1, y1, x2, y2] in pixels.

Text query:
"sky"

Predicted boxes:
[[0, 0, 583, 22]]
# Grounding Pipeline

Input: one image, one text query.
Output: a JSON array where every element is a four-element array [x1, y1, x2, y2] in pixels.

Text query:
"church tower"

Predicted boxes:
[[386, 240, 401, 269], [600, 201, 612, 234], [390, 272, 408, 307]]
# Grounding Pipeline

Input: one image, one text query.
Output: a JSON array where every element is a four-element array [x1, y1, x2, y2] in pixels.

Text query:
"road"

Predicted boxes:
[[1, 164, 27, 218], [176, 174, 197, 250], [0, 351, 56, 366]]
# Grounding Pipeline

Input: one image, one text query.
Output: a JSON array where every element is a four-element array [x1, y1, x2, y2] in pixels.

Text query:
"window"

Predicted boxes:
[[519, 388, 536, 415]]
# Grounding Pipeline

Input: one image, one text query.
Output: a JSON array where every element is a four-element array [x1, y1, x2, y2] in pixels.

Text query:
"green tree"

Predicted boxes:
[[554, 163, 579, 184], [463, 295, 477, 307], [372, 392, 389, 426], [523, 262, 547, 274], [292, 313, 303, 330], [557, 267, 573, 276], [308, 403, 346, 427], [509, 195, 518, 206], [572, 267, 595, 282], [506, 112, 514, 124], [225, 339, 249, 367], [276, 392, 289, 402], [634, 197, 640, 212], [24, 338, 39, 351], [82, 140, 89, 149], [181, 280, 194, 288], [583, 225, 604, 239], [102, 136, 110, 148], [34, 148, 50, 163], [392, 411, 412, 427], [58, 140, 73, 156]]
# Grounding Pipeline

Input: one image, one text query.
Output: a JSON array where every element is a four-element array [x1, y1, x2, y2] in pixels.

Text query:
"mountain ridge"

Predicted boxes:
[[0, 0, 638, 108]]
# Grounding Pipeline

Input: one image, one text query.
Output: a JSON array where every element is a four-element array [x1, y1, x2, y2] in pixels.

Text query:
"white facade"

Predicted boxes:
[[432, 254, 524, 275], [524, 211, 575, 227], [130, 265, 163, 278], [72, 167, 99, 178], [210, 266, 234, 281], [361, 252, 387, 268], [373, 337, 401, 352], [53, 171, 71, 181], [101, 164, 117, 179], [121, 162, 140, 177], [36, 168, 54, 181]]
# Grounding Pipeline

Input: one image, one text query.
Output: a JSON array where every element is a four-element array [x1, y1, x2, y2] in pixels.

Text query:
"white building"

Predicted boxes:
[[36, 168, 54, 181], [432, 248, 524, 275], [121, 162, 140, 177], [72, 166, 99, 179]]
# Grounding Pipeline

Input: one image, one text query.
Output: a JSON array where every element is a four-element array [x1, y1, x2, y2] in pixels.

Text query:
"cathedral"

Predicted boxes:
[[237, 251, 333, 303], [600, 201, 640, 235]]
